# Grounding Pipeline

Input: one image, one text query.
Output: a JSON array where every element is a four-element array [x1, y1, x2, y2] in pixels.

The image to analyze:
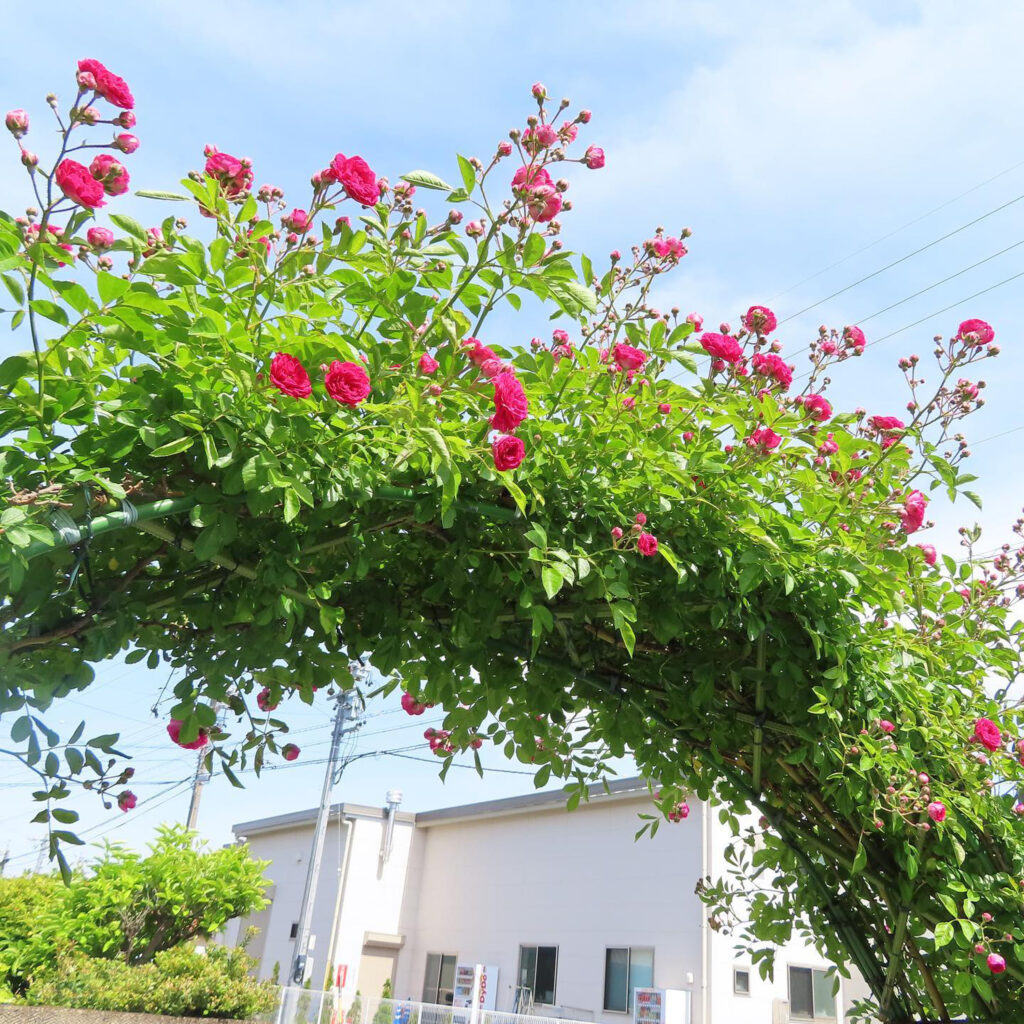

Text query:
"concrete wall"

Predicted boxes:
[[0, 1008, 253, 1024], [394, 792, 704, 1024]]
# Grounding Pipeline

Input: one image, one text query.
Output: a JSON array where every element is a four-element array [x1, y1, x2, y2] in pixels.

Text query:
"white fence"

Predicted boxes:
[[359, 997, 596, 1024]]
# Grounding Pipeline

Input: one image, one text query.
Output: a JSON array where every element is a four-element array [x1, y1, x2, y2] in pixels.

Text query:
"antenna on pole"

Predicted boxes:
[[289, 663, 365, 986]]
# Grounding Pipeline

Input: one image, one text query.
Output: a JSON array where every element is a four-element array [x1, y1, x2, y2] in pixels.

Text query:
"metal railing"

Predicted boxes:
[[358, 997, 596, 1024]]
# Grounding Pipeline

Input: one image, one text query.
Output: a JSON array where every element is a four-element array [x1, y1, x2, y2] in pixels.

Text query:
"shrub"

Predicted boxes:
[[23, 943, 277, 1019]]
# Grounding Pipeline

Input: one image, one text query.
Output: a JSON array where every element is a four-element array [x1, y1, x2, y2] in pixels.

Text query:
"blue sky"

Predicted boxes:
[[3, 0, 1024, 869]]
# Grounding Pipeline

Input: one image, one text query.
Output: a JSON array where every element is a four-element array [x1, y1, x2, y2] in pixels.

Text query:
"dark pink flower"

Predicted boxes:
[[282, 743, 300, 761], [204, 146, 253, 198], [658, 403, 671, 414], [117, 791, 137, 812], [583, 145, 605, 169], [256, 687, 278, 712], [611, 526, 623, 541], [324, 360, 371, 406], [465, 338, 498, 366], [742, 305, 777, 335], [637, 532, 658, 557], [700, 332, 743, 364], [418, 352, 439, 375], [650, 236, 686, 260], [899, 490, 926, 534], [869, 415, 905, 432], [878, 720, 896, 734], [747, 427, 782, 452], [972, 717, 1002, 752], [844, 325, 866, 350], [330, 153, 381, 206], [401, 692, 426, 716], [270, 353, 312, 399], [492, 434, 525, 471], [612, 343, 647, 371], [917, 543, 937, 566], [282, 208, 311, 233], [55, 159, 105, 209], [523, 123, 558, 151], [490, 372, 528, 432], [90, 153, 130, 196], [751, 352, 793, 390], [956, 318, 994, 346], [113, 133, 139, 154], [167, 718, 209, 750], [988, 953, 1006, 975], [927, 801, 946, 823], [803, 394, 832, 422], [511, 164, 562, 222], [77, 58, 134, 109], [686, 312, 703, 331]]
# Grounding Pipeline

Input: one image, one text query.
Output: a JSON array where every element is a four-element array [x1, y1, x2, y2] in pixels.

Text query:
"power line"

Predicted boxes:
[[778, 192, 1024, 325], [853, 239, 1024, 326], [769, 157, 1024, 301]]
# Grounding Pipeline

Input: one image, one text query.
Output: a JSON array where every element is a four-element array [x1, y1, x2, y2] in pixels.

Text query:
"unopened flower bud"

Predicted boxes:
[[113, 133, 140, 154], [5, 109, 29, 138], [20, 149, 38, 169]]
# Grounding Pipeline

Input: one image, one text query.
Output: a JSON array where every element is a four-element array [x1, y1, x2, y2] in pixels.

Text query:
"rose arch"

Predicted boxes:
[[2, 63, 1023, 1023]]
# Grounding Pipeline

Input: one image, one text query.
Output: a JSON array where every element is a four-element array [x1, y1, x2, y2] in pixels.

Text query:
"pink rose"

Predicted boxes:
[[324, 360, 371, 406], [802, 394, 832, 422], [55, 159, 106, 209], [524, 123, 558, 151], [658, 403, 671, 414], [583, 145, 605, 169], [204, 147, 254, 198], [926, 801, 946, 823], [490, 372, 529, 432], [418, 352, 439, 375], [329, 153, 381, 206], [844, 325, 866, 349], [972, 717, 1002, 752], [256, 687, 278, 712], [5, 109, 28, 137], [750, 352, 793, 390], [86, 226, 114, 249], [167, 718, 209, 750], [552, 329, 570, 344], [748, 427, 782, 451], [492, 434, 526, 471], [956, 318, 994, 346], [869, 415, 905, 432], [113, 133, 139, 154], [742, 305, 777, 335], [401, 692, 426, 716], [511, 164, 562, 222], [117, 791, 137, 812], [612, 343, 647, 371], [650, 236, 686, 260], [637, 532, 658, 557], [899, 490, 926, 534], [282, 208, 311, 233], [77, 58, 135, 109], [611, 526, 623, 541], [878, 720, 896, 734], [700, 332, 743, 364], [988, 953, 1006, 975], [686, 312, 703, 331], [90, 153, 130, 196], [282, 743, 300, 761], [916, 543, 937, 566], [269, 352, 312, 399]]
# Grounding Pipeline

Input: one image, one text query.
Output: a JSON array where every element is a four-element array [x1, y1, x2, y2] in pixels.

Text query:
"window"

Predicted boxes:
[[289, 922, 298, 939], [788, 966, 836, 1020], [518, 945, 558, 1005], [423, 953, 458, 1005], [603, 947, 654, 1012], [733, 967, 750, 996]]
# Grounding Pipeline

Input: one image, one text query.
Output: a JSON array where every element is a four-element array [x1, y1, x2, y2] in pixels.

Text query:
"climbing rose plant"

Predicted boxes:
[[2, 63, 1024, 1023]]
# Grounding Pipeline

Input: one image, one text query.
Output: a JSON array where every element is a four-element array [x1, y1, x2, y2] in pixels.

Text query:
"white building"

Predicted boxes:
[[231, 778, 869, 1024]]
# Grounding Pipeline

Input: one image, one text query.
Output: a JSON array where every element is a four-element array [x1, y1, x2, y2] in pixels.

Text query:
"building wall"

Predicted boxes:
[[393, 793, 705, 1024], [704, 806, 847, 1024]]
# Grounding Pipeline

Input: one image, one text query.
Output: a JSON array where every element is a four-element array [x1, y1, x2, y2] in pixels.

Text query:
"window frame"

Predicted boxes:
[[602, 945, 655, 1014], [787, 964, 837, 1021], [518, 944, 559, 1006], [732, 966, 750, 996]]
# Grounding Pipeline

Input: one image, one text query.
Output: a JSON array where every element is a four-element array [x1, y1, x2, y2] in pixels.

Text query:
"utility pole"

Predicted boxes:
[[185, 701, 223, 830], [290, 681, 363, 986]]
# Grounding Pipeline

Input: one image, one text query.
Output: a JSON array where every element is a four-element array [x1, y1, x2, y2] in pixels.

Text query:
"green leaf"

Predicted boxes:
[[0, 354, 30, 387], [557, 280, 598, 313], [149, 436, 195, 458], [28, 299, 68, 326], [134, 189, 191, 201], [97, 271, 130, 304], [851, 841, 867, 875], [933, 921, 953, 948], [401, 170, 456, 191], [10, 714, 31, 743], [457, 155, 476, 194], [952, 972, 973, 996], [1, 272, 24, 305], [52, 807, 79, 824], [524, 233, 546, 267], [541, 565, 564, 600], [109, 213, 149, 241]]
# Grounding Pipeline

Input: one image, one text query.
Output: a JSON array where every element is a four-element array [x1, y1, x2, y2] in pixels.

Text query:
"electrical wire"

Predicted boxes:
[[777, 192, 1024, 325], [769, 157, 1024, 301]]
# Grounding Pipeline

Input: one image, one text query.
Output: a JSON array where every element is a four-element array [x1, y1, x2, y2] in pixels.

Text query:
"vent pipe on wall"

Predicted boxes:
[[381, 789, 403, 864]]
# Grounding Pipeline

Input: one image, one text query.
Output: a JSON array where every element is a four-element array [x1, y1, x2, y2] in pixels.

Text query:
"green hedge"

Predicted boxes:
[[22, 943, 277, 1019]]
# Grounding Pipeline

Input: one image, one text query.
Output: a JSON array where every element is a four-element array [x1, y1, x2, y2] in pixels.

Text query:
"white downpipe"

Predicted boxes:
[[325, 816, 357, 1018], [700, 800, 711, 1024]]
